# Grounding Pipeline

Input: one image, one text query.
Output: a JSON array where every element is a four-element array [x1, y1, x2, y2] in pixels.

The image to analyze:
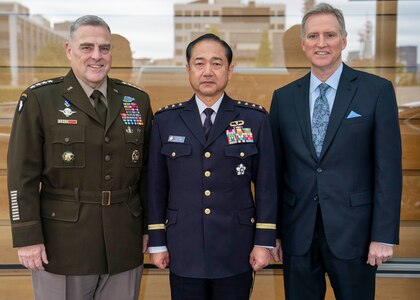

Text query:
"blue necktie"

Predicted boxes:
[[312, 83, 330, 157], [203, 108, 214, 140]]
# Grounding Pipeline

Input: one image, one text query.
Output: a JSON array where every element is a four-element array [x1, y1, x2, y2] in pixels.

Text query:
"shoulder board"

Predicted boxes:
[[114, 79, 145, 92], [234, 100, 267, 113], [29, 77, 63, 90], [156, 101, 187, 114]]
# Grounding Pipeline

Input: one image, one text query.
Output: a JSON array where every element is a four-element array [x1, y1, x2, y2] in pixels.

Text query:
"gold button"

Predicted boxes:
[[171, 152, 176, 157], [204, 208, 211, 215], [204, 190, 211, 196], [240, 152, 245, 157], [250, 217, 255, 224], [204, 171, 211, 177], [204, 152, 211, 158]]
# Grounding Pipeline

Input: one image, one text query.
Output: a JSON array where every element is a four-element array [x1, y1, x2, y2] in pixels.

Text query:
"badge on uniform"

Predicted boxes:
[[236, 163, 246, 175], [226, 120, 254, 144], [120, 97, 144, 126], [62, 151, 75, 163], [132, 149, 140, 163], [59, 100, 77, 117]]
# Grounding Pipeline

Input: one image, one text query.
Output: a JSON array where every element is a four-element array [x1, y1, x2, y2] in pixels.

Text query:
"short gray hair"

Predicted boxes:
[[301, 3, 347, 38], [70, 15, 111, 39]]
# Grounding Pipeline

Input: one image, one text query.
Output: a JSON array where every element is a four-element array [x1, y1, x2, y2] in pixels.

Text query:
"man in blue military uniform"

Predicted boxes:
[[148, 33, 277, 300]]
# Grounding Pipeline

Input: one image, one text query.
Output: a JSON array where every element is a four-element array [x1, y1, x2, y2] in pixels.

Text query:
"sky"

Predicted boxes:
[[2, 0, 420, 62]]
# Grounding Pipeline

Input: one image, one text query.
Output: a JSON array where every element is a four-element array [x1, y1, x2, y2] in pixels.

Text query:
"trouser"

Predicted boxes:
[[170, 269, 254, 300], [32, 265, 143, 300], [283, 207, 377, 300]]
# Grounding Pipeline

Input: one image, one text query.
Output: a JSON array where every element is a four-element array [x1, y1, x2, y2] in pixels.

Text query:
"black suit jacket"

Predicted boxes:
[[269, 64, 402, 259], [148, 94, 277, 278]]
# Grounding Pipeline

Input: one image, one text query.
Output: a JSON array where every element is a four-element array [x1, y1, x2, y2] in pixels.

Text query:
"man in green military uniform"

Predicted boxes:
[[7, 15, 152, 299]]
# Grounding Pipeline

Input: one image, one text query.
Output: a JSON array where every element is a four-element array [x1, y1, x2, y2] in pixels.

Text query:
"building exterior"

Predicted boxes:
[[173, 0, 286, 67], [0, 2, 67, 85]]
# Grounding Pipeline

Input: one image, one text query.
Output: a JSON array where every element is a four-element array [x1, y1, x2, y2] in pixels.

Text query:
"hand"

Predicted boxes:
[[249, 246, 271, 271], [17, 243, 48, 271], [150, 251, 170, 269], [270, 239, 283, 263], [142, 234, 149, 254], [367, 241, 393, 266]]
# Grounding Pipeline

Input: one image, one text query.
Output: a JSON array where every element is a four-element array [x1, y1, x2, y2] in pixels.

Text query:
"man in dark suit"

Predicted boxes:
[[148, 33, 277, 300], [8, 15, 152, 299], [269, 3, 402, 299]]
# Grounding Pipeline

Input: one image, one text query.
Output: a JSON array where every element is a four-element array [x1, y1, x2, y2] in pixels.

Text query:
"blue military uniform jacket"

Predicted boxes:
[[148, 94, 277, 279]]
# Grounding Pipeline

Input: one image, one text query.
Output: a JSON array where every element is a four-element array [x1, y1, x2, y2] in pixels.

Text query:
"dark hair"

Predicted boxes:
[[186, 33, 233, 65], [301, 2, 347, 37], [70, 15, 111, 39]]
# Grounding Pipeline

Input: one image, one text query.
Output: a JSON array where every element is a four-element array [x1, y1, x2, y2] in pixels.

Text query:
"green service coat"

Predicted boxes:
[[8, 70, 152, 275]]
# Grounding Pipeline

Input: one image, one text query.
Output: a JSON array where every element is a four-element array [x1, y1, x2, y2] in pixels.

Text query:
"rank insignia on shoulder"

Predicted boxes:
[[226, 120, 254, 144], [157, 102, 185, 113], [29, 79, 54, 90], [235, 101, 266, 112], [119, 81, 144, 92], [18, 93, 27, 113]]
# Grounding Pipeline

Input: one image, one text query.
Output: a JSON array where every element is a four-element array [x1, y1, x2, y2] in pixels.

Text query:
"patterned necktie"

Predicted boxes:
[[203, 108, 214, 140], [91, 90, 107, 125], [312, 83, 330, 157]]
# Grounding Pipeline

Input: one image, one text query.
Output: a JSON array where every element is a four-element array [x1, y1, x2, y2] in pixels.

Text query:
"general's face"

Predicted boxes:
[[66, 25, 112, 89], [302, 13, 347, 76], [187, 40, 233, 103]]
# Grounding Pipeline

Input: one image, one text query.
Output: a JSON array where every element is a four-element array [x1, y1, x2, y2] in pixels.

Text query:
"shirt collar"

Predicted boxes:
[[310, 63, 343, 93], [195, 93, 224, 114], [75, 76, 108, 99]]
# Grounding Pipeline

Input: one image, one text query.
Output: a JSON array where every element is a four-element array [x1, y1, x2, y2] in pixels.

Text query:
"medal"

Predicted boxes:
[[226, 120, 254, 144]]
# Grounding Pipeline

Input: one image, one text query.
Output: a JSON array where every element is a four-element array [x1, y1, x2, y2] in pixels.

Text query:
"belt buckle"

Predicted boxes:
[[102, 191, 111, 206]]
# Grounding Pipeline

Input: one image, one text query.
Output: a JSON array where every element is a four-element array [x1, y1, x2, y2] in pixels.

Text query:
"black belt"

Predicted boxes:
[[41, 185, 137, 206]]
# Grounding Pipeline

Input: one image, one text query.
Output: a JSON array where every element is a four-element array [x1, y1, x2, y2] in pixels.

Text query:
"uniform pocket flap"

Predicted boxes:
[[41, 199, 80, 222], [161, 143, 192, 158], [350, 191, 373, 207], [238, 207, 256, 226], [50, 125, 84, 144], [224, 144, 258, 159], [165, 209, 178, 227]]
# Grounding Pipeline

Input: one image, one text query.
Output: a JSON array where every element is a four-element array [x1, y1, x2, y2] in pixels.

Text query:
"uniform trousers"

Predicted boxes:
[[32, 264, 143, 300], [283, 207, 377, 300], [170, 269, 254, 300]]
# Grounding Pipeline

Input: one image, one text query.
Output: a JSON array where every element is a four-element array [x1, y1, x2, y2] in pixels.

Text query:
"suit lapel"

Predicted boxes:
[[180, 97, 207, 146], [319, 65, 358, 160], [206, 95, 239, 147], [293, 73, 318, 161], [61, 71, 100, 124]]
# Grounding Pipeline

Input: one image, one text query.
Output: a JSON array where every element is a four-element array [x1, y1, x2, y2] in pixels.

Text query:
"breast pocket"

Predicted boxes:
[[161, 143, 192, 159], [50, 125, 85, 168], [224, 143, 258, 159], [124, 127, 145, 167]]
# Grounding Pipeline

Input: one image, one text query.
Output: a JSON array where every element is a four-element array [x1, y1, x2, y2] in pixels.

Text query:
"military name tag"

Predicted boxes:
[[57, 119, 78, 125], [168, 135, 185, 143], [226, 120, 254, 144]]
